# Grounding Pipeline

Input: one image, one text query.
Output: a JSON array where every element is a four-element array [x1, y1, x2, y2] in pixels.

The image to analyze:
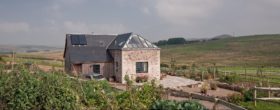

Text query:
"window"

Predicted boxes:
[[71, 35, 87, 45], [92, 64, 100, 74], [136, 62, 148, 73]]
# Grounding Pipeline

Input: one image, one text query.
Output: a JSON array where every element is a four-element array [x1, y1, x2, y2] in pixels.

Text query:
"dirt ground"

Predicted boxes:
[[181, 86, 239, 98]]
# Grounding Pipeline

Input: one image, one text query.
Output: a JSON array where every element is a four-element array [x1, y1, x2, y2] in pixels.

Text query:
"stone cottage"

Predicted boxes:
[[63, 33, 160, 83]]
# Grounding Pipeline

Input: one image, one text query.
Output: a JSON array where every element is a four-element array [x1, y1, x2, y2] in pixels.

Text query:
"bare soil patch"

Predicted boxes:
[[181, 86, 239, 98]]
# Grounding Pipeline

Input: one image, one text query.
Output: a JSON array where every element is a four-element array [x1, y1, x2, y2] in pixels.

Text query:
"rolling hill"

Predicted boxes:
[[160, 34, 280, 67], [0, 45, 62, 53]]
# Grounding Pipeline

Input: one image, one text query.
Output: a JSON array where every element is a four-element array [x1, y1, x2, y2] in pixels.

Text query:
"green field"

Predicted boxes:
[[160, 34, 280, 67], [240, 101, 280, 110]]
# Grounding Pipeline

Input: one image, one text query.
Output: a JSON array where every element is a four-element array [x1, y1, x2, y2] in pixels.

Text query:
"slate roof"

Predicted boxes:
[[64, 33, 159, 64], [65, 34, 117, 63]]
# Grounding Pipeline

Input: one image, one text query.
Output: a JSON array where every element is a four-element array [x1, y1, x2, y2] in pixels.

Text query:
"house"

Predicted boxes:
[[63, 32, 160, 83]]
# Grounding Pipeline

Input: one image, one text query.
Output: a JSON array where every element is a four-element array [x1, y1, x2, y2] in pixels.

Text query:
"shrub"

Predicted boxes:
[[227, 93, 244, 104], [200, 83, 208, 94], [0, 66, 164, 110], [160, 63, 169, 68], [243, 89, 253, 102], [242, 89, 268, 102], [150, 100, 206, 110], [0, 68, 115, 109], [204, 73, 212, 80], [117, 78, 162, 110], [190, 73, 197, 79], [2, 70, 78, 110], [136, 75, 149, 83], [219, 74, 238, 84], [180, 65, 187, 70], [210, 82, 218, 90]]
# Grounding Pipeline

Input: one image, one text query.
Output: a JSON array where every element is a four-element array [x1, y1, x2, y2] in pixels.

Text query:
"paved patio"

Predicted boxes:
[[160, 75, 201, 89]]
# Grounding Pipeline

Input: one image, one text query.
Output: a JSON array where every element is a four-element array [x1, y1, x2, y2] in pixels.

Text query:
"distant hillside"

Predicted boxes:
[[160, 34, 280, 66], [0, 45, 62, 54], [212, 34, 234, 40]]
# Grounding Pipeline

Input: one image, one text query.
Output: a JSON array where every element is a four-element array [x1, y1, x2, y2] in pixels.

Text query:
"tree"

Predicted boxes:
[[155, 40, 168, 46], [167, 37, 187, 45]]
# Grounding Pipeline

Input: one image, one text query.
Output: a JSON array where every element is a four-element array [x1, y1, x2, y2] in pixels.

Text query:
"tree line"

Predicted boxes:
[[154, 34, 234, 46], [153, 37, 209, 46]]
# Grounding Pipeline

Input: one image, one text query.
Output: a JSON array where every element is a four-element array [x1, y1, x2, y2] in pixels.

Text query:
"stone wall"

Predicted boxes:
[[82, 62, 113, 79], [109, 50, 123, 82], [121, 49, 160, 83]]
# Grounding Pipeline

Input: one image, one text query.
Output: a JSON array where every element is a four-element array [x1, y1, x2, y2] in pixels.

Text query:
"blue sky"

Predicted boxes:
[[0, 0, 280, 46]]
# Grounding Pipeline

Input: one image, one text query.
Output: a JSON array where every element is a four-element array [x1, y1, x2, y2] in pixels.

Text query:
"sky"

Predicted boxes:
[[0, 0, 280, 46]]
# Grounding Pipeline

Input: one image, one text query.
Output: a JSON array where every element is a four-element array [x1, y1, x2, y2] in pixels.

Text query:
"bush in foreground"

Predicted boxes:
[[0, 66, 206, 110], [150, 100, 206, 110], [0, 67, 163, 110]]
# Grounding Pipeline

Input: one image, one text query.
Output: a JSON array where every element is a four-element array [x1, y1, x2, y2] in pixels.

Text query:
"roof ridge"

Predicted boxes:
[[106, 35, 119, 49]]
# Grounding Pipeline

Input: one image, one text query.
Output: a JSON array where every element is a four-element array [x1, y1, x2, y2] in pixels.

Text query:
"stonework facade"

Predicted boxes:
[[82, 62, 113, 78], [109, 50, 123, 82], [121, 49, 160, 83], [64, 33, 160, 84]]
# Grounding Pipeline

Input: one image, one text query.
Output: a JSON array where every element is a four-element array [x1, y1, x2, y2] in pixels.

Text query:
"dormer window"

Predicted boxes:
[[71, 35, 87, 46]]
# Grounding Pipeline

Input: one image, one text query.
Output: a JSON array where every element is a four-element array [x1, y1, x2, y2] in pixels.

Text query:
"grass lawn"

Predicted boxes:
[[240, 101, 280, 110], [217, 66, 280, 86]]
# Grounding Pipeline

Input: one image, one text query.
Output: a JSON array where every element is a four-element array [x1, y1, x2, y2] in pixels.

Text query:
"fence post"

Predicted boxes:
[[212, 98, 218, 110], [254, 86, 257, 107], [166, 88, 170, 99], [268, 85, 271, 98]]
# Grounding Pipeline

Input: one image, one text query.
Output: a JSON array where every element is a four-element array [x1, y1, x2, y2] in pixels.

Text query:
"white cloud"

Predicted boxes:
[[63, 21, 127, 34], [155, 0, 222, 25], [0, 22, 30, 33]]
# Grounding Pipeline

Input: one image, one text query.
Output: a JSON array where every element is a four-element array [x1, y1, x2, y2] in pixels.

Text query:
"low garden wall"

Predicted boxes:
[[217, 82, 246, 92], [166, 88, 247, 110]]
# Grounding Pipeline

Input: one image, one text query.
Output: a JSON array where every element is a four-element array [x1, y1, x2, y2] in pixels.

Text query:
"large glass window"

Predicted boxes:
[[136, 62, 148, 73], [92, 64, 100, 74]]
